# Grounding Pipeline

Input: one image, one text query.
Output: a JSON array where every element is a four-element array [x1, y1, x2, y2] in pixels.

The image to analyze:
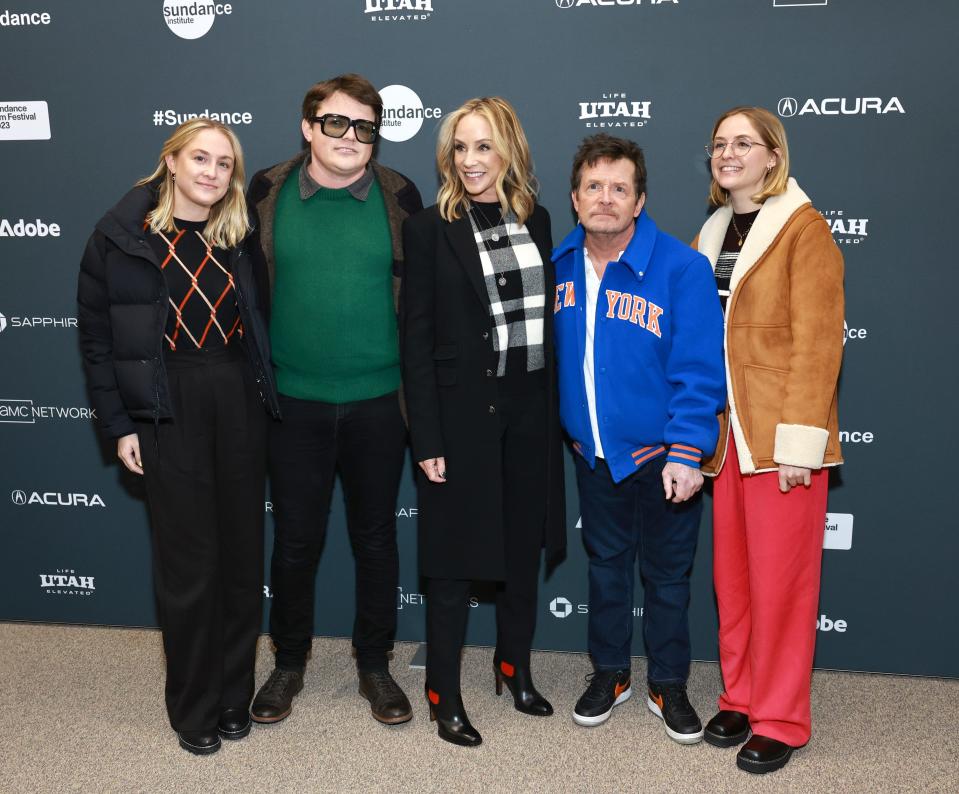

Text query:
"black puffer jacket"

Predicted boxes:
[[77, 183, 280, 439]]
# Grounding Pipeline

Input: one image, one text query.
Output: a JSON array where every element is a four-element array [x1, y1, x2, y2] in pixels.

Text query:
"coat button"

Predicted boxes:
[[486, 369, 493, 377], [482, 331, 489, 340], [488, 405, 496, 414]]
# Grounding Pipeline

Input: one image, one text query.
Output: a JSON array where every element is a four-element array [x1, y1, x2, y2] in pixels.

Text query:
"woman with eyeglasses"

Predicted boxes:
[[693, 106, 844, 774], [400, 97, 566, 746], [78, 118, 279, 755]]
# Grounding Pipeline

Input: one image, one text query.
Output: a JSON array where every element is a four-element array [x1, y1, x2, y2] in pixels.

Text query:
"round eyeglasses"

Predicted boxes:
[[705, 139, 768, 158]]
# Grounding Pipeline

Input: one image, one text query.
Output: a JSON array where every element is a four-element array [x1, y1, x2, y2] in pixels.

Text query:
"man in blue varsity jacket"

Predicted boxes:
[[553, 134, 725, 744]]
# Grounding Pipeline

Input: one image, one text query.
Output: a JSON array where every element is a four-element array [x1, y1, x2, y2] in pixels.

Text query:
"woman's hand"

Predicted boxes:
[[778, 464, 811, 493], [117, 433, 143, 475], [418, 457, 447, 484]]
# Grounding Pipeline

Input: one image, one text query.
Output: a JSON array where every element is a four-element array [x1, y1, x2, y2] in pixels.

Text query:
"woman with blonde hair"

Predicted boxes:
[[401, 97, 565, 746], [693, 106, 844, 774], [78, 118, 279, 755]]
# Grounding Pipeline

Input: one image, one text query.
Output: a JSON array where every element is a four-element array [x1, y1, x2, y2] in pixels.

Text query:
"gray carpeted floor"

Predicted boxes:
[[1, 623, 956, 793]]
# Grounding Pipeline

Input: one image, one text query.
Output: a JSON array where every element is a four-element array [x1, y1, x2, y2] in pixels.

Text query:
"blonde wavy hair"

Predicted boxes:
[[708, 106, 790, 208], [137, 118, 250, 248], [436, 97, 538, 226]]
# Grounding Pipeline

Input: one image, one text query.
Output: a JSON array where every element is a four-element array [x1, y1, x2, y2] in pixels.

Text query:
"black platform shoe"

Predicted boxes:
[[704, 709, 750, 748], [218, 707, 252, 740], [177, 730, 221, 755], [493, 659, 553, 717], [425, 684, 482, 747], [737, 734, 795, 774]]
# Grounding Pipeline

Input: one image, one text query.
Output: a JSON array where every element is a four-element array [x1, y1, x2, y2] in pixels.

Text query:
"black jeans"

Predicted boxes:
[[268, 390, 406, 672], [138, 345, 268, 732]]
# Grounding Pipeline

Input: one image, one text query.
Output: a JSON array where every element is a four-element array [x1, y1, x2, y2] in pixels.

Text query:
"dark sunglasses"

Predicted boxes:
[[311, 113, 379, 144]]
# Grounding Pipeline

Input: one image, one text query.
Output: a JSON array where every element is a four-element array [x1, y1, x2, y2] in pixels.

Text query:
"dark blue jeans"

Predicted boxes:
[[575, 454, 702, 684]]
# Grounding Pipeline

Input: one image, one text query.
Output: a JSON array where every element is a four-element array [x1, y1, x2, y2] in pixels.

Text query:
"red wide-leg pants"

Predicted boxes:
[[712, 434, 828, 747]]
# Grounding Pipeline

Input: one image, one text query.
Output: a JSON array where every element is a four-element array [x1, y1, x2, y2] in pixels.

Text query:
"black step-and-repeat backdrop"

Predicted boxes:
[[2, 1, 957, 678]]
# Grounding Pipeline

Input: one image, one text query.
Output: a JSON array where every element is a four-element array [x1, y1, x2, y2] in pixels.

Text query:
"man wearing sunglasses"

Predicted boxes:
[[247, 73, 423, 728]]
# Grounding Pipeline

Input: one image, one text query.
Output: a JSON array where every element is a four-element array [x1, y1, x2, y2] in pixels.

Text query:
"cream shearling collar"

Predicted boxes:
[[697, 177, 810, 293]]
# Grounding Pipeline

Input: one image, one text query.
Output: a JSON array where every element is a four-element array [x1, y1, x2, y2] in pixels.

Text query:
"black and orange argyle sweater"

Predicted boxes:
[[147, 218, 241, 351]]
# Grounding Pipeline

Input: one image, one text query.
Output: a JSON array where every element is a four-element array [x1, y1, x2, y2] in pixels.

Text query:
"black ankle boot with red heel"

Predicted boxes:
[[425, 684, 482, 747], [493, 658, 553, 717]]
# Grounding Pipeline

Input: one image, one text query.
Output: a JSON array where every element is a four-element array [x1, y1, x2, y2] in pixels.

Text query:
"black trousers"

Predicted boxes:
[[137, 346, 268, 732], [268, 390, 406, 672], [426, 385, 548, 696]]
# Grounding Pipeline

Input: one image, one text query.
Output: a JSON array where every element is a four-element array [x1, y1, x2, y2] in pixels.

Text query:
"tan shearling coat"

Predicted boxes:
[[694, 178, 844, 476]]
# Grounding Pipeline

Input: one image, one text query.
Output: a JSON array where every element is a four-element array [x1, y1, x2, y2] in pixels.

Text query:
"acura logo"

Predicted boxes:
[[11, 489, 26, 505], [550, 596, 573, 618], [555, 0, 574, 7], [778, 97, 799, 117]]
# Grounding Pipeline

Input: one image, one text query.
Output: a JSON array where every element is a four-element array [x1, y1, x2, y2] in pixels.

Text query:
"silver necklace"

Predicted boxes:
[[468, 204, 510, 286]]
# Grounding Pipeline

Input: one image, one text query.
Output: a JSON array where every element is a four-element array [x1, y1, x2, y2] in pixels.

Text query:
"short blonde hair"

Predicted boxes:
[[137, 118, 250, 249], [707, 106, 790, 208], [436, 97, 537, 226]]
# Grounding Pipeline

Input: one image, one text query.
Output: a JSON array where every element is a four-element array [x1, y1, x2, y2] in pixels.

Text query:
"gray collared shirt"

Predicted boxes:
[[298, 157, 375, 201]]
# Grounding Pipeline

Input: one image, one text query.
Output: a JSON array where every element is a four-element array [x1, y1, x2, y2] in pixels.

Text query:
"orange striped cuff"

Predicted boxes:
[[632, 445, 666, 467], [667, 443, 702, 467]]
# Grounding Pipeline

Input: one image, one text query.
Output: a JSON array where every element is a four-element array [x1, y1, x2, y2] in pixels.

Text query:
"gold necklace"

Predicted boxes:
[[730, 214, 755, 248]]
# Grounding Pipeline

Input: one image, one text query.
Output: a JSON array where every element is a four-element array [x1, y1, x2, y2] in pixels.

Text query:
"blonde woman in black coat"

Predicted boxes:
[[78, 118, 278, 755], [401, 97, 566, 747]]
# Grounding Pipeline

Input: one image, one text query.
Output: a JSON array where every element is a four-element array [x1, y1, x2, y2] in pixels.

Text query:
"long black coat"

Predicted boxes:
[[77, 183, 280, 439], [400, 204, 566, 580]]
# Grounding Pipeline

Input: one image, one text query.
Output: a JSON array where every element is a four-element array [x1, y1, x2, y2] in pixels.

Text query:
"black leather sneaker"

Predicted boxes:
[[250, 668, 304, 724], [572, 669, 632, 727], [647, 682, 704, 744]]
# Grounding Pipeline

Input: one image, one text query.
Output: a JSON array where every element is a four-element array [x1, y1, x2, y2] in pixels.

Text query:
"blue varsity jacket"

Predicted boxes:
[[552, 210, 726, 484]]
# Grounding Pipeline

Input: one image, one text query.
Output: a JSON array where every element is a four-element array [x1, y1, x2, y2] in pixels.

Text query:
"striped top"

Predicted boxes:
[[716, 209, 760, 310]]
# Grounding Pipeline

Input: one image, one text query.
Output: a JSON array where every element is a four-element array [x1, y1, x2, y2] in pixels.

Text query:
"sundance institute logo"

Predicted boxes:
[[378, 85, 441, 143], [163, 0, 233, 39]]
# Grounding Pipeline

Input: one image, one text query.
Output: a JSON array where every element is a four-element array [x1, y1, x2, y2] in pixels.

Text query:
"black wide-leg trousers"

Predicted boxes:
[[137, 346, 268, 732], [426, 385, 548, 697]]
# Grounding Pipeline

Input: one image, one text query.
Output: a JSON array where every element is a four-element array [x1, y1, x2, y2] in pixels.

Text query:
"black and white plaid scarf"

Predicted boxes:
[[467, 210, 545, 376]]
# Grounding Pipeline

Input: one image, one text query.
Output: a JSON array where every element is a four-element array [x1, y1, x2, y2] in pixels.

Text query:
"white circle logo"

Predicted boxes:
[[556, 0, 575, 8], [549, 596, 573, 619], [778, 97, 799, 118], [11, 490, 26, 505], [379, 84, 427, 143], [163, 0, 228, 40]]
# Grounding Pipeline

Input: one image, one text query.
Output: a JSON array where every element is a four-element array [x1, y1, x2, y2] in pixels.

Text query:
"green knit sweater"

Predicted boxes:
[[270, 175, 399, 403]]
